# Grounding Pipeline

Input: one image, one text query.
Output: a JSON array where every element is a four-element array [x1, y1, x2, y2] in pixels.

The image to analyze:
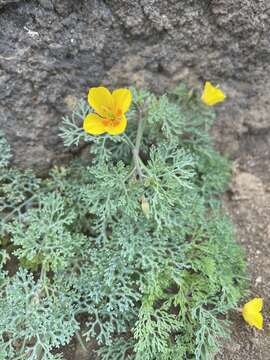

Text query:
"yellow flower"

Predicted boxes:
[[242, 298, 263, 330], [83, 87, 132, 136], [201, 81, 226, 106]]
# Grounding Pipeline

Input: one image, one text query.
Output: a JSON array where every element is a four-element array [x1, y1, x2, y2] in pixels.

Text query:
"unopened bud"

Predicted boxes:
[[141, 196, 150, 218]]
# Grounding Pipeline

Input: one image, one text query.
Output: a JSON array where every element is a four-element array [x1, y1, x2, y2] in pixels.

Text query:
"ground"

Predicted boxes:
[[216, 128, 270, 359]]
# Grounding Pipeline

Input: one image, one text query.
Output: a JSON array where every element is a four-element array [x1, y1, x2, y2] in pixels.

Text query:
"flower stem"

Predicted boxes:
[[133, 148, 144, 180], [36, 344, 44, 360], [76, 331, 87, 352], [235, 307, 243, 313], [133, 105, 145, 180], [135, 106, 145, 153], [123, 134, 135, 149]]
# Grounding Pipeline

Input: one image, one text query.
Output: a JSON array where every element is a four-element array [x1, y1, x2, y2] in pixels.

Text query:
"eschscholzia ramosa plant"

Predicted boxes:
[[242, 297, 264, 330], [83, 86, 132, 135], [201, 81, 226, 106]]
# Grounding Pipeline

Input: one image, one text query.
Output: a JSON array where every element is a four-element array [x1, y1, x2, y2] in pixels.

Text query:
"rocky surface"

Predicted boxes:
[[0, 0, 269, 174]]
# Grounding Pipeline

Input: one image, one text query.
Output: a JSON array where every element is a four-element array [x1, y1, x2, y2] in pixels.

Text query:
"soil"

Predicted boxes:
[[215, 127, 270, 359]]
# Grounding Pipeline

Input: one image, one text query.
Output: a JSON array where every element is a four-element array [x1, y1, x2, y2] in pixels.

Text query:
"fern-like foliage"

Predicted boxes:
[[6, 193, 86, 272], [0, 168, 41, 236], [0, 269, 79, 360], [0, 86, 246, 360]]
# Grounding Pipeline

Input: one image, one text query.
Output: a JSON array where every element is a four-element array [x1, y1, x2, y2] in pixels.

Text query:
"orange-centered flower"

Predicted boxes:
[[83, 86, 132, 135]]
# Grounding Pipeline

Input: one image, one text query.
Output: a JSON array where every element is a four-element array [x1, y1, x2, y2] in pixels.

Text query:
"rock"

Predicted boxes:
[[53, 0, 74, 16], [0, 0, 270, 174], [38, 0, 54, 11], [64, 95, 79, 112], [0, 0, 20, 8], [255, 276, 262, 285], [267, 224, 270, 240], [231, 171, 265, 200]]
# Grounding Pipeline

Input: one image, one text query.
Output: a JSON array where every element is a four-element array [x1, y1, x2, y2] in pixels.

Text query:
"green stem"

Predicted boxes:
[[40, 265, 46, 281], [124, 167, 136, 182], [76, 331, 87, 352], [123, 134, 135, 149], [2, 193, 37, 225], [133, 149, 144, 180], [133, 106, 145, 180], [35, 343, 44, 360], [134, 106, 145, 154]]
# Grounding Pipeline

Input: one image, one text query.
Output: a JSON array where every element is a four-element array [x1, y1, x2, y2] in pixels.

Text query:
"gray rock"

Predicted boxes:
[[0, 0, 270, 174], [0, 0, 20, 8], [38, 0, 54, 11]]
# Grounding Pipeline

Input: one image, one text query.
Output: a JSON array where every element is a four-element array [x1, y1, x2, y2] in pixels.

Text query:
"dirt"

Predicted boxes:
[[215, 128, 270, 359], [217, 184, 270, 359]]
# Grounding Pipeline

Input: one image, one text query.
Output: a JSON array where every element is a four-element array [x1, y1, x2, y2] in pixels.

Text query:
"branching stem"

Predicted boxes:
[[76, 331, 87, 352], [133, 105, 145, 180], [36, 344, 44, 360]]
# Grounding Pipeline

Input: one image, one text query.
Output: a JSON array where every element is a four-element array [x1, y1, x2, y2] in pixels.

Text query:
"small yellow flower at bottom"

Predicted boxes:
[[242, 298, 263, 330], [201, 81, 226, 106]]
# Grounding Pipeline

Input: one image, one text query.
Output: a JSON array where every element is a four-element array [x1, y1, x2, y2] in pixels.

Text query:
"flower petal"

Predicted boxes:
[[201, 81, 226, 106], [242, 298, 264, 330], [112, 88, 132, 114], [83, 113, 106, 135], [242, 309, 263, 330], [243, 298, 263, 313], [88, 87, 114, 117], [106, 115, 127, 135]]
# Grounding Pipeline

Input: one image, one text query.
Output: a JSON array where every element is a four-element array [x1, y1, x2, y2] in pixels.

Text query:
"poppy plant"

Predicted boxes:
[[201, 81, 226, 106], [83, 86, 132, 135]]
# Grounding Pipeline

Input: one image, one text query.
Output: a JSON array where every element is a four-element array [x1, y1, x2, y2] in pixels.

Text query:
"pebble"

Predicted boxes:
[[255, 276, 262, 285]]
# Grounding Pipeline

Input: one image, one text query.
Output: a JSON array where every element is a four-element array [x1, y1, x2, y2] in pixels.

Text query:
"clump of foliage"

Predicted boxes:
[[0, 85, 246, 360]]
